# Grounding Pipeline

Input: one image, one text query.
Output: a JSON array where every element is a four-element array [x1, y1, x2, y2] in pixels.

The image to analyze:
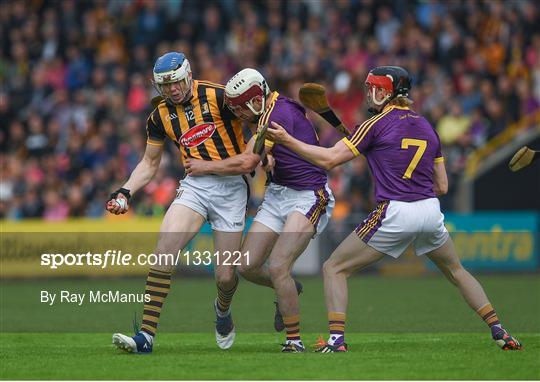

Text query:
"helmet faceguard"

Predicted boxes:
[[225, 68, 270, 121], [365, 73, 394, 108], [365, 66, 412, 112], [152, 52, 193, 105]]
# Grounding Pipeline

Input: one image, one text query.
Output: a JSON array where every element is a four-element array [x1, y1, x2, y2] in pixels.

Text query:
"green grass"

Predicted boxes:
[[1, 276, 539, 379], [1, 332, 539, 380]]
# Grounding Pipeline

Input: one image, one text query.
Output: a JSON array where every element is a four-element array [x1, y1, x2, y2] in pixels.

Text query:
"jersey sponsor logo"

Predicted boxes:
[[165, 112, 178, 121], [202, 102, 210, 114], [179, 123, 216, 148]]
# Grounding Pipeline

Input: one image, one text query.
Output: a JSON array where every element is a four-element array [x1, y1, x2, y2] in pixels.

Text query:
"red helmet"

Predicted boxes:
[[365, 66, 412, 108]]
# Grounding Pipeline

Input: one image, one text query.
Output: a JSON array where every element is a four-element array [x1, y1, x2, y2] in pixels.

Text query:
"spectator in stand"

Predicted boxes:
[[437, 101, 471, 146], [1, 0, 538, 220]]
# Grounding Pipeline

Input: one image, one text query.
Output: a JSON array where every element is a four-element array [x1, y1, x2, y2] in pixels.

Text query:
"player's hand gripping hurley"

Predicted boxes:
[[253, 122, 274, 182]]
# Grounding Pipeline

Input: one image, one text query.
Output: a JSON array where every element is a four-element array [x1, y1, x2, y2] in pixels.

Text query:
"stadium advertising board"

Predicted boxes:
[[441, 212, 539, 271]]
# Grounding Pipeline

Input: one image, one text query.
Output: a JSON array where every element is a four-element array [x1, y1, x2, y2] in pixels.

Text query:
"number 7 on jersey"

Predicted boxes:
[[401, 138, 427, 179]]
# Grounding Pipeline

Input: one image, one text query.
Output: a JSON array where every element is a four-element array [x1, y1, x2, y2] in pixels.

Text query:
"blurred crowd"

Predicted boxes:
[[1, 0, 539, 222]]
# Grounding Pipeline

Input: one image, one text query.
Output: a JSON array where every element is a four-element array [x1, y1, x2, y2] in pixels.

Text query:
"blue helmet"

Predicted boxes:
[[152, 52, 193, 104]]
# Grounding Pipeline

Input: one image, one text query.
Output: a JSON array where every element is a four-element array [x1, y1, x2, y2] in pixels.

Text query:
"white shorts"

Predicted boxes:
[[254, 183, 335, 237], [355, 198, 449, 258], [171, 174, 248, 232]]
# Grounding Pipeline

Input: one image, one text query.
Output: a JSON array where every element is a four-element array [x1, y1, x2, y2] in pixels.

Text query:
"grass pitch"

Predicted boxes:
[[1, 275, 539, 379], [2, 332, 539, 380]]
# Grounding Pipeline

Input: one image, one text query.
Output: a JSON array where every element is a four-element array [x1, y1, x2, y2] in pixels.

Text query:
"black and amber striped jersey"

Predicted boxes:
[[146, 80, 245, 161]]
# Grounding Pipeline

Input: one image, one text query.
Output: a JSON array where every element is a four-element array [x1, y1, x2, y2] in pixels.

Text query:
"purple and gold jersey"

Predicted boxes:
[[342, 105, 444, 202], [263, 92, 327, 191]]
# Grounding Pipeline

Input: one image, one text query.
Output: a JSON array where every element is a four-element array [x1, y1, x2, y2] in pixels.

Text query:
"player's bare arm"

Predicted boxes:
[[123, 143, 163, 193], [184, 137, 263, 176], [106, 143, 163, 215], [267, 121, 355, 170], [433, 161, 448, 196]]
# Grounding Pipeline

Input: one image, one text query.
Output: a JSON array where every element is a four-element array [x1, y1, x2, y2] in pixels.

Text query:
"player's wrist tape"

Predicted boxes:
[[110, 188, 131, 201]]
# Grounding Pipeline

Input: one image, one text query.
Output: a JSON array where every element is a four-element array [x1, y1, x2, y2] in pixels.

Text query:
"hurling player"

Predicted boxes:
[[186, 68, 335, 352], [267, 66, 522, 352], [107, 52, 247, 352]]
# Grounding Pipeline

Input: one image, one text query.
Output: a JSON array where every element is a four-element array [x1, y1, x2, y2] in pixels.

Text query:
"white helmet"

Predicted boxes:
[[225, 68, 270, 117]]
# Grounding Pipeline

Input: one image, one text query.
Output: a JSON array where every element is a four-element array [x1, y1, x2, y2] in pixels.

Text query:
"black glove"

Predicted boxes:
[[109, 187, 131, 201]]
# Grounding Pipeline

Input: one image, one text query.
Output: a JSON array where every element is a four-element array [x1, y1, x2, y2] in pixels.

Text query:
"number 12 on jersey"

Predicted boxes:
[[401, 138, 427, 179]]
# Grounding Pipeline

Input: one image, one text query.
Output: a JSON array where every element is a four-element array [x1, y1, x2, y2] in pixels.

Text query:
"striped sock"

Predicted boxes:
[[328, 311, 346, 345], [140, 268, 172, 338], [477, 303, 500, 327], [283, 314, 301, 342], [216, 274, 239, 315], [477, 303, 502, 336]]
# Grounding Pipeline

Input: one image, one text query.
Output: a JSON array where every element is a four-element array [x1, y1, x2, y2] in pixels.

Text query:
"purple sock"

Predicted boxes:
[[491, 324, 504, 339], [329, 334, 344, 346]]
